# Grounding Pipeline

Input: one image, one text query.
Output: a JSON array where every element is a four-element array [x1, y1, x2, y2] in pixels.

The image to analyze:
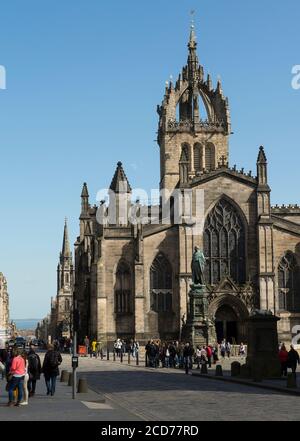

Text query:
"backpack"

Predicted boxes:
[[28, 353, 39, 372], [48, 351, 59, 368]]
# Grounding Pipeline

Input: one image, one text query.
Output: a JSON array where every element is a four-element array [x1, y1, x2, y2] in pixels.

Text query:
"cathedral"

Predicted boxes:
[[74, 24, 300, 346]]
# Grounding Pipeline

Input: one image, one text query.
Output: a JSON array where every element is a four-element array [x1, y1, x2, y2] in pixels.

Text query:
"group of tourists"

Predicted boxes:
[[145, 340, 219, 371], [0, 343, 62, 407], [83, 336, 103, 358], [113, 339, 140, 358], [278, 344, 300, 377]]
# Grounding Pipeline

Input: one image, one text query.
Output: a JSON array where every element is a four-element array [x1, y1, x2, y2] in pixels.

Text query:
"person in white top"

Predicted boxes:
[[21, 351, 29, 406]]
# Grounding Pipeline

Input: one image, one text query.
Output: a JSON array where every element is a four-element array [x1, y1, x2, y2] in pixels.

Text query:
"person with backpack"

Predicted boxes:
[[42, 344, 62, 396], [27, 345, 41, 397]]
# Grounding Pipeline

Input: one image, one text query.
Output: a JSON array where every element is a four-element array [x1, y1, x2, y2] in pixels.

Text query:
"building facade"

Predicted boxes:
[[74, 25, 300, 346], [0, 272, 10, 339]]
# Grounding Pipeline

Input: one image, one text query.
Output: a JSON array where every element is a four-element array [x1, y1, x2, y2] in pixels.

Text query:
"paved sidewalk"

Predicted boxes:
[[0, 365, 140, 421]]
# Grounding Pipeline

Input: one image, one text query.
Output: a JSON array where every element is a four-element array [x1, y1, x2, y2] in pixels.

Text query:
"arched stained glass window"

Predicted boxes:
[[278, 252, 300, 312], [115, 262, 132, 314], [150, 254, 172, 313], [204, 199, 246, 285]]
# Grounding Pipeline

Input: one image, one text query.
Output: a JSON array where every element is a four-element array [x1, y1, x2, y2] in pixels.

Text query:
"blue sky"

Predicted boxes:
[[0, 0, 299, 319]]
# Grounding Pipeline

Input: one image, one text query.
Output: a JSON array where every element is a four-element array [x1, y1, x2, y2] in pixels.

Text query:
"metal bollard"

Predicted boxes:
[[113, 350, 116, 361], [101, 349, 103, 360], [120, 351, 123, 363], [215, 365, 223, 377], [287, 373, 297, 389], [136, 352, 139, 366], [128, 352, 131, 364], [77, 378, 88, 393], [107, 347, 109, 361], [201, 363, 208, 375]]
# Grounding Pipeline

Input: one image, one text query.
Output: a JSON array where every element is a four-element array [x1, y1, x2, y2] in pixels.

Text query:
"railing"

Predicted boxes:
[[167, 119, 226, 133]]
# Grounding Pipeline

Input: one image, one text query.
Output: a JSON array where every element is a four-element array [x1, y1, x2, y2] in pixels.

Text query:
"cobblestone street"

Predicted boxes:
[[1, 354, 300, 421]]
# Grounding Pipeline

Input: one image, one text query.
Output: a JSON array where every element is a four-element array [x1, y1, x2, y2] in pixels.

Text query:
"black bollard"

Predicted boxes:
[[120, 351, 123, 363], [136, 352, 139, 366], [100, 349, 103, 360], [107, 347, 109, 361], [113, 350, 116, 361]]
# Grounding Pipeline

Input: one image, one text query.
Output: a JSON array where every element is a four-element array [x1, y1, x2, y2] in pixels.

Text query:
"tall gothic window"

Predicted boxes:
[[150, 254, 173, 313], [278, 252, 300, 312], [115, 262, 132, 314], [205, 143, 215, 171], [194, 143, 203, 172], [204, 199, 246, 285]]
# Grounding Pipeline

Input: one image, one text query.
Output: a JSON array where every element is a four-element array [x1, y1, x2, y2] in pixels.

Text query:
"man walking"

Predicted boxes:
[[42, 344, 62, 396], [288, 345, 300, 377], [27, 345, 42, 397], [183, 342, 194, 375]]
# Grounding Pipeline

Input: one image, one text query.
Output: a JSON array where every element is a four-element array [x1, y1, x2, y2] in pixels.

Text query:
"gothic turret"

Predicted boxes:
[[257, 146, 268, 187], [109, 162, 132, 226], [81, 183, 89, 216]]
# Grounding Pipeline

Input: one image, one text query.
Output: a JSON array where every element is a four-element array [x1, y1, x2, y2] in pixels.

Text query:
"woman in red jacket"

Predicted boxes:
[[279, 344, 289, 377]]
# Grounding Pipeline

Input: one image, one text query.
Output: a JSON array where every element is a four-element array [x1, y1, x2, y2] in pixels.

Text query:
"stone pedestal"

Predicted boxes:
[[183, 285, 214, 347], [244, 311, 281, 379]]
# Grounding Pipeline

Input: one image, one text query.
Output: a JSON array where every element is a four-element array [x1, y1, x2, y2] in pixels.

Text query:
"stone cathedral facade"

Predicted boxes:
[[74, 26, 300, 346]]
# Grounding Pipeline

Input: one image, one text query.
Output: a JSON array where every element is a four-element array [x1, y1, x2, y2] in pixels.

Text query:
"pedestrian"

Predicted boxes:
[[239, 343, 246, 358], [0, 345, 8, 380], [91, 338, 97, 358], [196, 346, 201, 369], [206, 345, 212, 368], [183, 342, 194, 375], [21, 350, 29, 406], [42, 343, 62, 396], [226, 341, 231, 358], [287, 345, 300, 376], [27, 345, 42, 397], [220, 340, 226, 359], [213, 344, 219, 364], [7, 348, 26, 407], [84, 336, 90, 357], [279, 344, 288, 377]]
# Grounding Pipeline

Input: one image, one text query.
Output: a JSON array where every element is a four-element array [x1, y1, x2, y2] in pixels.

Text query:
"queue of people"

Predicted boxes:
[[279, 344, 300, 377], [0, 343, 62, 407]]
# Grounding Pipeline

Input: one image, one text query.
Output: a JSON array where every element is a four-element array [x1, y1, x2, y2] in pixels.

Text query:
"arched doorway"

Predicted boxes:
[[209, 294, 249, 344], [215, 304, 238, 344]]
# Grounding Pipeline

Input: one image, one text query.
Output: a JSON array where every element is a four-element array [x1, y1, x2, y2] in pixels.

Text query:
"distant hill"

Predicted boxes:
[[12, 319, 41, 330]]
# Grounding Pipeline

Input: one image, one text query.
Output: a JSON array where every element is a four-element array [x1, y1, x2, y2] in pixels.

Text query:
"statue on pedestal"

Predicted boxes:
[[191, 246, 206, 287]]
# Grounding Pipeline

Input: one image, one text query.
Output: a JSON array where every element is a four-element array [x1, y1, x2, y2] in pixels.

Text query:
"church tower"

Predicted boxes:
[[56, 219, 74, 337], [157, 22, 231, 193]]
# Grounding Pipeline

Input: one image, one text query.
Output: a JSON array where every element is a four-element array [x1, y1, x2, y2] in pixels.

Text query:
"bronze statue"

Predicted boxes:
[[191, 246, 206, 286]]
